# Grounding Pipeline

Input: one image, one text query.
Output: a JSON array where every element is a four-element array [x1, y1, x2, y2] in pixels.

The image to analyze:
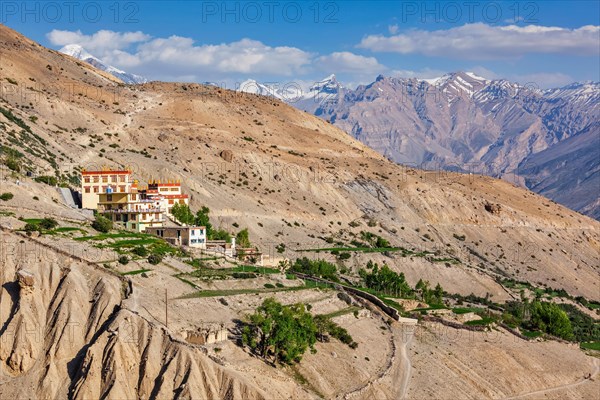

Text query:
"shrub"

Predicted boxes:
[[118, 255, 129, 265], [147, 254, 162, 265], [24, 223, 39, 235], [264, 283, 275, 289], [91, 215, 113, 233], [35, 176, 58, 186], [5, 158, 20, 172], [38, 218, 58, 230], [132, 246, 149, 257], [0, 192, 14, 201]]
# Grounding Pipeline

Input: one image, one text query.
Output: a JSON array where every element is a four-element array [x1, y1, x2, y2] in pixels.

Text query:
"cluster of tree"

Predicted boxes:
[[359, 263, 412, 298], [242, 298, 317, 364], [415, 279, 444, 305], [503, 300, 574, 340], [290, 257, 338, 282]]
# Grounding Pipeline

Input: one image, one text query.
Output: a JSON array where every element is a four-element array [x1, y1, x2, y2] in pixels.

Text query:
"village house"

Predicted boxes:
[[145, 226, 207, 248]]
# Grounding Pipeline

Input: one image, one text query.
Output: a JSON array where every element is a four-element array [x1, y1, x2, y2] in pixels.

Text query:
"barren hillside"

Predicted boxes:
[[0, 24, 599, 399]]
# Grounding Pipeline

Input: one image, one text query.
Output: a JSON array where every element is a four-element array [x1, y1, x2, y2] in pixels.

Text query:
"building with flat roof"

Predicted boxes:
[[145, 226, 207, 248], [81, 168, 132, 209]]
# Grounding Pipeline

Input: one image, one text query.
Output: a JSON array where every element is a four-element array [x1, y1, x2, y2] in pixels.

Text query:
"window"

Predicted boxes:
[[191, 230, 195, 235], [102, 176, 108, 183], [93, 186, 99, 193], [102, 186, 107, 192], [171, 188, 178, 192], [155, 213, 160, 219], [84, 177, 90, 183], [131, 194, 137, 201], [119, 176, 126, 182], [93, 176, 99, 183], [168, 199, 174, 205], [179, 199, 185, 204], [132, 223, 136, 229], [119, 185, 125, 192], [111, 175, 117, 182], [107, 194, 113, 202], [84, 187, 91, 193]]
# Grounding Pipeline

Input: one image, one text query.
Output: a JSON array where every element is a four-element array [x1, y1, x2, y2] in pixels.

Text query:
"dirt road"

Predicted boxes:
[[504, 358, 600, 399]]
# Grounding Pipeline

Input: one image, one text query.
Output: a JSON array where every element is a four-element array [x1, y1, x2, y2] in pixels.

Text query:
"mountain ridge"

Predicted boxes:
[[241, 73, 599, 219]]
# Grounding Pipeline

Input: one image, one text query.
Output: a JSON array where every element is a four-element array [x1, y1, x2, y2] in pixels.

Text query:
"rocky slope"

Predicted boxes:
[[0, 24, 599, 399]]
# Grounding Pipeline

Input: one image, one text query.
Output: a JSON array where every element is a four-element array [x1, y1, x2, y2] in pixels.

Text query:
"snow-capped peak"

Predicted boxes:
[[238, 79, 285, 100], [59, 44, 147, 84], [60, 44, 96, 61]]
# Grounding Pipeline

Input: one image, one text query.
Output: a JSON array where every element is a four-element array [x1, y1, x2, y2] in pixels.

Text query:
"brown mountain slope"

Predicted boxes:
[[0, 24, 599, 399]]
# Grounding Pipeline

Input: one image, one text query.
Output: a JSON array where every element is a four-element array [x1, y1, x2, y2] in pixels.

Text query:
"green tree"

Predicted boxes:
[[194, 206, 213, 236], [92, 215, 113, 233], [236, 228, 251, 248], [433, 283, 444, 305], [242, 298, 317, 364], [528, 301, 574, 340], [171, 203, 195, 225], [39, 218, 58, 230]]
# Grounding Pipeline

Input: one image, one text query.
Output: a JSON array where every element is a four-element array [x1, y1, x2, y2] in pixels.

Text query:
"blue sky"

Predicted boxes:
[[3, 1, 599, 89]]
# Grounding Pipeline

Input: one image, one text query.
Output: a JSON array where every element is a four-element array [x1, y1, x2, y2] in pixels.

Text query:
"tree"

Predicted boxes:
[[433, 283, 444, 305], [236, 228, 251, 248], [92, 215, 113, 233], [39, 218, 58, 230], [528, 301, 574, 340], [171, 203, 195, 225], [242, 298, 317, 364], [194, 206, 213, 236], [118, 255, 129, 265], [210, 228, 231, 241], [24, 223, 39, 236]]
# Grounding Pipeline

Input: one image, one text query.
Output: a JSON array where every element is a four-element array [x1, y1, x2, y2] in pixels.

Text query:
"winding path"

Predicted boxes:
[[395, 321, 416, 400], [504, 358, 600, 400]]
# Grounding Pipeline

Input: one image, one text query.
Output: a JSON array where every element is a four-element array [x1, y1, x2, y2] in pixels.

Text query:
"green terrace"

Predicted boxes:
[[295, 246, 460, 264], [179, 279, 334, 299], [179, 264, 281, 281]]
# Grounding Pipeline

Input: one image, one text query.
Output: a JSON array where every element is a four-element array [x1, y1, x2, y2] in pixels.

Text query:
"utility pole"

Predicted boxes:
[[165, 289, 168, 328]]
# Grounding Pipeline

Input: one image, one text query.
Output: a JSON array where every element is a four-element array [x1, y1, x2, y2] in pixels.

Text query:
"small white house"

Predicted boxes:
[[145, 226, 206, 248]]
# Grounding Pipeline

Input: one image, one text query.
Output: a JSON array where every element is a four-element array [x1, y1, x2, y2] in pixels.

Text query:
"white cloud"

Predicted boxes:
[[315, 52, 385, 75], [358, 23, 600, 59], [388, 24, 399, 34], [47, 29, 150, 53], [47, 30, 313, 79]]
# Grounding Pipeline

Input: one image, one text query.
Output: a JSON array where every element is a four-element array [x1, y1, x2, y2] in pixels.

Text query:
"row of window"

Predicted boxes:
[[84, 185, 127, 193], [83, 175, 128, 184]]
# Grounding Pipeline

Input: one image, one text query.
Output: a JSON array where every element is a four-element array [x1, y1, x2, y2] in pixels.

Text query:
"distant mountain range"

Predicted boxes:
[[240, 73, 600, 219], [59, 44, 147, 84]]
